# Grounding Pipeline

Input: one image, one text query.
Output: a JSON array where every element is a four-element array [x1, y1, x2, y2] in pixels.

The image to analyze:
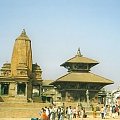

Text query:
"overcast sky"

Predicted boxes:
[[0, 0, 120, 90]]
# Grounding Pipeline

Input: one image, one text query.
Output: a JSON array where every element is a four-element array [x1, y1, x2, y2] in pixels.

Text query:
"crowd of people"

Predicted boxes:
[[39, 103, 87, 120], [38, 103, 120, 120], [100, 104, 120, 119]]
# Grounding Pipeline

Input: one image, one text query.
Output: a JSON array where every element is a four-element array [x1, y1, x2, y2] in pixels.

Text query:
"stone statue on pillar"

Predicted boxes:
[[86, 89, 90, 106]]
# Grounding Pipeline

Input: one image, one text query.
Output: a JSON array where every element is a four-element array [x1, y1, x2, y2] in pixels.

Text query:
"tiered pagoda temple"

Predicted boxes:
[[0, 30, 42, 102], [51, 49, 114, 103]]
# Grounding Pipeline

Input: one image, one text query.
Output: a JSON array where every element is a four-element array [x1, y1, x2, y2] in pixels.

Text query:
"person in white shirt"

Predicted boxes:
[[67, 106, 73, 120]]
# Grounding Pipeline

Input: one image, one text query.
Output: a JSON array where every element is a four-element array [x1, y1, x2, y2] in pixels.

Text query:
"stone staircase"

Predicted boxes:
[[0, 96, 27, 103]]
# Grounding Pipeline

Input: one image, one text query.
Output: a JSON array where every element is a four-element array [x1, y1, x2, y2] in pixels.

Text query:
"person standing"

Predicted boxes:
[[115, 105, 119, 116], [73, 107, 76, 118], [76, 105, 81, 118], [112, 106, 116, 118], [57, 106, 61, 120], [81, 108, 84, 120], [49, 106, 55, 120], [67, 106, 73, 120], [60, 107, 65, 120], [45, 106, 50, 119], [65, 107, 68, 118], [40, 108, 49, 120], [100, 106, 104, 119]]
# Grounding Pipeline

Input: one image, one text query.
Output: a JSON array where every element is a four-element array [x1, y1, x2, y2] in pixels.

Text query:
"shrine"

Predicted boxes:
[[0, 30, 42, 102], [51, 48, 114, 103]]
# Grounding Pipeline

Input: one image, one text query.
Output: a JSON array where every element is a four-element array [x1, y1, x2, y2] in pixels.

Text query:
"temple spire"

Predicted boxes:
[[21, 29, 26, 36], [11, 30, 32, 76], [76, 48, 82, 57], [16, 29, 29, 40]]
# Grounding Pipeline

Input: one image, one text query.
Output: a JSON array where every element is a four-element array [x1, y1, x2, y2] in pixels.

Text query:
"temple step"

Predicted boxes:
[[0, 102, 51, 118], [0, 96, 27, 103]]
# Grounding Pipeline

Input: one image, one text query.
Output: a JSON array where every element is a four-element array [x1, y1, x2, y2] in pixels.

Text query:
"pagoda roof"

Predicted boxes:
[[61, 49, 99, 66], [51, 72, 114, 84], [42, 80, 54, 86], [61, 55, 99, 66]]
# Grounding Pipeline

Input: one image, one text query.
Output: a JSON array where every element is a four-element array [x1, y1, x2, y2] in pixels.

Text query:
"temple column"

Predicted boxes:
[[39, 85, 42, 101], [86, 90, 90, 106], [15, 82, 17, 96], [25, 83, 27, 97], [0, 84, 1, 95], [9, 82, 16, 97]]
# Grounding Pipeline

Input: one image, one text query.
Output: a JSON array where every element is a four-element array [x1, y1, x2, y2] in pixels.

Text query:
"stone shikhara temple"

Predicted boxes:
[[0, 30, 42, 102], [0, 30, 114, 103]]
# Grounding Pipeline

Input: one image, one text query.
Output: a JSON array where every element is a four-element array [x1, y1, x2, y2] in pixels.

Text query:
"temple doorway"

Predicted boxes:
[[1, 83, 9, 95], [17, 83, 26, 95], [32, 85, 40, 97]]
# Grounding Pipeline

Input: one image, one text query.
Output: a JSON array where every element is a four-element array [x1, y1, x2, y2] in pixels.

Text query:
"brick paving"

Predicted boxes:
[[0, 115, 120, 120], [0, 102, 120, 120]]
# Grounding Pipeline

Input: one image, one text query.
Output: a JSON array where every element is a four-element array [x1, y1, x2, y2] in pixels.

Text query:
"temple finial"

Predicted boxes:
[[16, 29, 29, 40], [21, 29, 26, 36], [77, 48, 82, 57]]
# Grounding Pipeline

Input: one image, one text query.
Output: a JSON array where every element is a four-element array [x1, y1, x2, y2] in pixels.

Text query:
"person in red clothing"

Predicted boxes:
[[115, 105, 119, 116], [40, 108, 49, 120]]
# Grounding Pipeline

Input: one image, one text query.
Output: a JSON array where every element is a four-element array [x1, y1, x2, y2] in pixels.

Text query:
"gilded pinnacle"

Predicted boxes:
[[77, 48, 82, 57], [21, 29, 26, 36]]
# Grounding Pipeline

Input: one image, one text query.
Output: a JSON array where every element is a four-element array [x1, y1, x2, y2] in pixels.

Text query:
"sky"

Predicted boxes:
[[0, 0, 120, 90]]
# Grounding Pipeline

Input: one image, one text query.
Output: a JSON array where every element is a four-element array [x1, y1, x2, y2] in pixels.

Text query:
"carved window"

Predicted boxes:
[[73, 63, 88, 70]]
